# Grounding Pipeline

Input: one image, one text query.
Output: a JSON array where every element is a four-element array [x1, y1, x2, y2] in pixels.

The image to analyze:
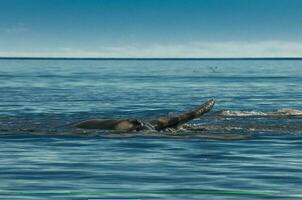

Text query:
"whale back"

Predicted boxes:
[[74, 119, 141, 131]]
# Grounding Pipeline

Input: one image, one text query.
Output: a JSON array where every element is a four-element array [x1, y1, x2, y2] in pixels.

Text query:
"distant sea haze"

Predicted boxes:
[[1, 56, 302, 60]]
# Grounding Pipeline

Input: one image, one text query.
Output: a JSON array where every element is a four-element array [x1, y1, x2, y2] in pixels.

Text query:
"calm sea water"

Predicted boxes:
[[0, 59, 302, 199]]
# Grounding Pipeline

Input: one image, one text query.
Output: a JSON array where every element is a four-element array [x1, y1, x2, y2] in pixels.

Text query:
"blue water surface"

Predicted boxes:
[[0, 59, 302, 199]]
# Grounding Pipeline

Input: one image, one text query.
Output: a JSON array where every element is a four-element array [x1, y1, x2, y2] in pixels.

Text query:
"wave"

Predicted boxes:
[[216, 108, 302, 117]]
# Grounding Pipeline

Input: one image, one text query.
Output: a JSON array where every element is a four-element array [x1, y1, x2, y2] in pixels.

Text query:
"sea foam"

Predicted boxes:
[[218, 108, 302, 117]]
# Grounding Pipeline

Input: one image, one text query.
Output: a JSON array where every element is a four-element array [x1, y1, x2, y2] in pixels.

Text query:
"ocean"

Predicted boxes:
[[0, 59, 302, 199]]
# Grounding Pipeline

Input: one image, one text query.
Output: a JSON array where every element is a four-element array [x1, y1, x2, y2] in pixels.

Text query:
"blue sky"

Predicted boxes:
[[0, 0, 301, 57]]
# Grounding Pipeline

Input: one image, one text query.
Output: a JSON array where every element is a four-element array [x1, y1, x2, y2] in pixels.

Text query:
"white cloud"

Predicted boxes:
[[1, 40, 302, 57]]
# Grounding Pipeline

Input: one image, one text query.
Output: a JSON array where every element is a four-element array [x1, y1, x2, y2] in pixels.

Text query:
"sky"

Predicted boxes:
[[0, 0, 301, 58]]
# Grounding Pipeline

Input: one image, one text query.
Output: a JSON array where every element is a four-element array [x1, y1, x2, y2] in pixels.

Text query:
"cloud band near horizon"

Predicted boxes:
[[0, 41, 301, 58]]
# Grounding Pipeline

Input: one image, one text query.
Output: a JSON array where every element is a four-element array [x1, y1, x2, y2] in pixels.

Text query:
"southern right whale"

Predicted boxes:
[[74, 99, 215, 132]]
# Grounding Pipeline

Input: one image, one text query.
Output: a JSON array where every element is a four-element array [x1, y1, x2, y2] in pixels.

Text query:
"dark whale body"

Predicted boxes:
[[74, 119, 143, 132], [74, 99, 215, 132]]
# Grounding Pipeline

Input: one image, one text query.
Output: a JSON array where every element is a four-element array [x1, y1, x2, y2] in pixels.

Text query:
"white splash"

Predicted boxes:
[[219, 108, 302, 117]]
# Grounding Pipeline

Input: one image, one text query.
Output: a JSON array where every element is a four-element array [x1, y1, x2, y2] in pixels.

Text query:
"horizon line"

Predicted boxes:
[[1, 56, 302, 61]]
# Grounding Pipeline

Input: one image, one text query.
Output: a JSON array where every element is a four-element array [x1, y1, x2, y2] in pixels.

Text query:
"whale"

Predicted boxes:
[[74, 99, 215, 132], [74, 119, 143, 132]]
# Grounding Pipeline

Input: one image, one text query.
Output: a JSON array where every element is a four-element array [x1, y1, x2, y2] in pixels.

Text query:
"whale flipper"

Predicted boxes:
[[150, 99, 215, 131]]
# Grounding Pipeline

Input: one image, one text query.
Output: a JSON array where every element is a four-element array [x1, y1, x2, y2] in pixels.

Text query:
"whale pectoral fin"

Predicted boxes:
[[151, 99, 215, 131]]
